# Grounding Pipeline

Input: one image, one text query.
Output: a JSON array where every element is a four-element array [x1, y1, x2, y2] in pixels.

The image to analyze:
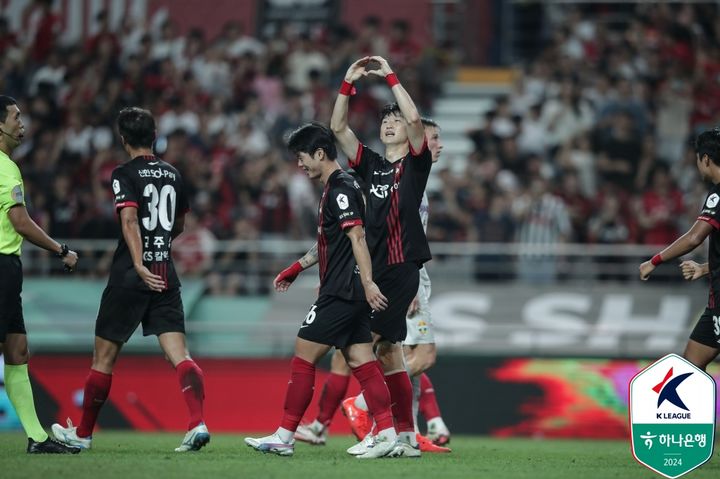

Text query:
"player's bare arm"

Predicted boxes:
[[639, 220, 713, 280], [680, 260, 710, 280], [366, 56, 425, 153], [330, 57, 369, 159], [345, 225, 388, 311], [273, 243, 318, 293], [7, 204, 78, 271], [119, 206, 165, 291], [299, 242, 319, 269]]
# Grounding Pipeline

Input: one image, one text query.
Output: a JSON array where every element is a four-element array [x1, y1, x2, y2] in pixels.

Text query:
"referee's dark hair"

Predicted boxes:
[[696, 127, 720, 166], [117, 107, 156, 149], [287, 122, 337, 160], [0, 96, 17, 123]]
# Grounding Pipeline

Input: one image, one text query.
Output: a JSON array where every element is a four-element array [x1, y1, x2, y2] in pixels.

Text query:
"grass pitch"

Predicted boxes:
[[1, 432, 718, 479]]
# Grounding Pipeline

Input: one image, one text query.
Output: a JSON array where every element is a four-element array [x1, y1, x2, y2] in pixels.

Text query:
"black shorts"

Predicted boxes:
[[689, 307, 720, 349], [297, 295, 372, 348], [95, 286, 185, 343], [371, 262, 420, 343], [0, 254, 25, 342]]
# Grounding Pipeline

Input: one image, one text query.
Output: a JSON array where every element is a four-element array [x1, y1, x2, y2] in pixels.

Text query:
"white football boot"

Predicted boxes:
[[175, 423, 211, 452], [51, 418, 92, 450]]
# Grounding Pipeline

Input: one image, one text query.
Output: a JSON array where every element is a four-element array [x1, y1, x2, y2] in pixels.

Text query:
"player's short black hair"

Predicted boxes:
[[0, 95, 17, 123], [287, 122, 337, 160], [380, 103, 403, 122], [421, 117, 440, 129], [695, 128, 720, 166], [117, 107, 156, 148]]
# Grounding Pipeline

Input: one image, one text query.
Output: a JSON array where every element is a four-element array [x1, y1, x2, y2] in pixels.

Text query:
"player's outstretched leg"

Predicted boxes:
[[52, 368, 112, 450], [158, 333, 211, 452], [174, 359, 210, 452], [349, 358, 398, 459], [419, 373, 451, 445], [245, 356, 317, 457]]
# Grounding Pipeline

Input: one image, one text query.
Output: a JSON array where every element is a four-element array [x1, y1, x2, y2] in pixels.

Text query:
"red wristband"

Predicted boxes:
[[289, 261, 304, 276], [339, 80, 356, 96], [385, 72, 400, 88], [651, 254, 663, 266]]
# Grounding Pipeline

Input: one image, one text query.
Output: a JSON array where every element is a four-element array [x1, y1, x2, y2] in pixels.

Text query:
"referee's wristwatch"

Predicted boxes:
[[57, 243, 70, 258]]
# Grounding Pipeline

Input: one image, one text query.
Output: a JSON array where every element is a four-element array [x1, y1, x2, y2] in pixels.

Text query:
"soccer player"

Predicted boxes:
[[0, 95, 80, 454], [51, 107, 209, 452], [244, 122, 399, 458], [334, 55, 430, 455], [294, 119, 451, 452], [640, 127, 720, 371]]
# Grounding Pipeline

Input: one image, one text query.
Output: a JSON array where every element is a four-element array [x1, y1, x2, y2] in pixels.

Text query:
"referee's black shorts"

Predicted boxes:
[[0, 254, 25, 342], [95, 286, 185, 343], [297, 295, 372, 348], [370, 262, 420, 343]]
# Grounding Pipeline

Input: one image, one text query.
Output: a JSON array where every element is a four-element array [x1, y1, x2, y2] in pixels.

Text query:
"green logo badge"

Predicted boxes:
[[630, 353, 716, 478]]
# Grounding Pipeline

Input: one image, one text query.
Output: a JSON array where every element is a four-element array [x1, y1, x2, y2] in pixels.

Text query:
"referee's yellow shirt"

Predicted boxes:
[[0, 149, 24, 255]]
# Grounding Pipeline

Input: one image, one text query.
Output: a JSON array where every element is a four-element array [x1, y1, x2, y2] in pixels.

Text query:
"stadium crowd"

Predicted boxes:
[[430, 3, 717, 252], [1, 3, 719, 285], [0, 7, 449, 282]]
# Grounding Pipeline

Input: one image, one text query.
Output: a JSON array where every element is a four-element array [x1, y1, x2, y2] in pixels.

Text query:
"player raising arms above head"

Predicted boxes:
[[51, 107, 209, 452], [640, 128, 720, 371], [244, 122, 400, 458], [332, 56, 431, 456]]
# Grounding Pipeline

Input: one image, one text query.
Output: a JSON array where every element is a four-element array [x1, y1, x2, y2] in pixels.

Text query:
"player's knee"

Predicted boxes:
[[4, 347, 28, 365]]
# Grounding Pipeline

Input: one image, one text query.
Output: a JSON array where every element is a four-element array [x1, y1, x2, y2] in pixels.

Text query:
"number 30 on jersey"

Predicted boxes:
[[142, 184, 177, 231]]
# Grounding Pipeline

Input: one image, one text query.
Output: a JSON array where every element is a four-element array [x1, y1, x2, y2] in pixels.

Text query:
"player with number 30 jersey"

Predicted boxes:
[[52, 107, 209, 454]]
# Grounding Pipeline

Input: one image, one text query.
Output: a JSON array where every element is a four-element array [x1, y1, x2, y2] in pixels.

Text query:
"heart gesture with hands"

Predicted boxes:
[[343, 56, 394, 83], [344, 56, 371, 83], [364, 56, 394, 77]]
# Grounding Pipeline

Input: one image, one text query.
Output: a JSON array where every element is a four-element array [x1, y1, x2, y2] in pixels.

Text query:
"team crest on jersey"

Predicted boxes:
[[707, 193, 719, 208], [11, 184, 23, 204], [336, 193, 349, 210], [417, 320, 428, 335], [112, 179, 121, 194]]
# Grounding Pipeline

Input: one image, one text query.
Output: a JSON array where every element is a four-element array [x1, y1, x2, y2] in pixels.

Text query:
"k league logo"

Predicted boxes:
[[653, 367, 692, 412], [630, 354, 716, 479]]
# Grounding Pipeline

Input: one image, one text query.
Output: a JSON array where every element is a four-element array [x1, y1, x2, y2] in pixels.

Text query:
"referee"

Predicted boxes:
[[0, 95, 80, 454]]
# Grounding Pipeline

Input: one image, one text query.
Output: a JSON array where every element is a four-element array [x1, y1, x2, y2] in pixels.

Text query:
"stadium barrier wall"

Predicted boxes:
[[2, 355, 718, 438]]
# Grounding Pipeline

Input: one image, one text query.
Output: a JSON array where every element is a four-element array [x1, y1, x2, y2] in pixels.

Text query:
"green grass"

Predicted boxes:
[[0, 432, 718, 479]]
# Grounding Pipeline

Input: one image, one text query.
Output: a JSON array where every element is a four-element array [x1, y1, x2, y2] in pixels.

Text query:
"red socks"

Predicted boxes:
[[77, 369, 112, 438], [316, 373, 350, 426], [419, 372, 441, 420], [176, 359, 205, 430], [352, 361, 395, 433], [280, 356, 316, 432], [385, 371, 415, 433]]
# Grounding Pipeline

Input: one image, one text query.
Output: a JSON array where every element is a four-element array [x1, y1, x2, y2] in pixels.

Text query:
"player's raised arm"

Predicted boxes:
[[119, 206, 165, 291], [367, 56, 424, 154], [345, 225, 388, 311], [639, 220, 713, 280], [330, 57, 369, 159], [273, 242, 319, 292]]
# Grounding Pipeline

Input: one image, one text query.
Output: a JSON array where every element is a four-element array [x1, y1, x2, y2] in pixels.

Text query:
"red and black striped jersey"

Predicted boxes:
[[698, 183, 720, 308], [349, 140, 432, 271], [108, 155, 189, 290], [317, 169, 366, 301]]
